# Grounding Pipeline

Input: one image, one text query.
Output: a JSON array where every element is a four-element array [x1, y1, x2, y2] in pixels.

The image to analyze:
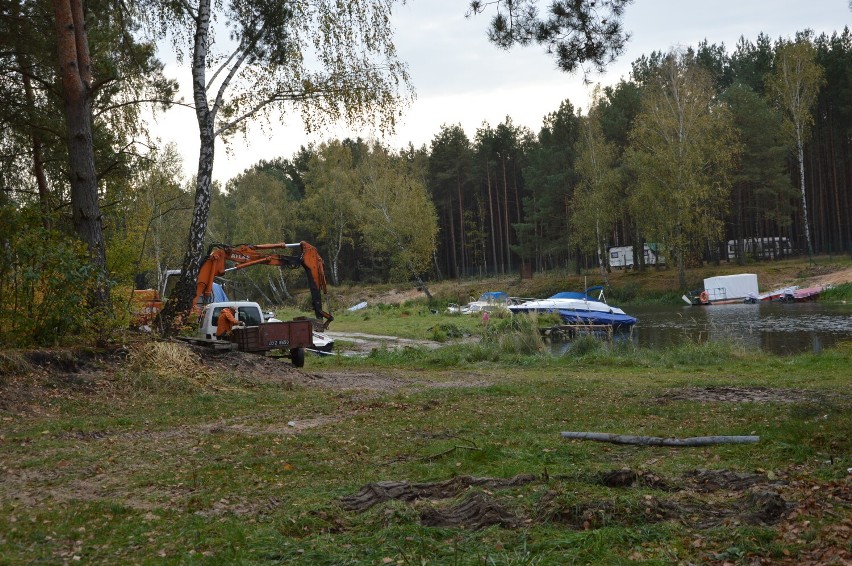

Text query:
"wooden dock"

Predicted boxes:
[[540, 324, 617, 339]]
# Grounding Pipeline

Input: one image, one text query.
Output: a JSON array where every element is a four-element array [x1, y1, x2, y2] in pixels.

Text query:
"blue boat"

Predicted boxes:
[[508, 286, 637, 328]]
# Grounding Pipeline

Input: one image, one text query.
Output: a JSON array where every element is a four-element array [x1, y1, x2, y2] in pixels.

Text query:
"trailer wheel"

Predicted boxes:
[[290, 347, 305, 368]]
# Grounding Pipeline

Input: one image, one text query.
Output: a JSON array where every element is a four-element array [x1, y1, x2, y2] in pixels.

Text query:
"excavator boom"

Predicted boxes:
[[194, 241, 333, 328]]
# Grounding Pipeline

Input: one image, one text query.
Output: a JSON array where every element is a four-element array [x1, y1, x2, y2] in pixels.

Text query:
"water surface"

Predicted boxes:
[[624, 302, 852, 354]]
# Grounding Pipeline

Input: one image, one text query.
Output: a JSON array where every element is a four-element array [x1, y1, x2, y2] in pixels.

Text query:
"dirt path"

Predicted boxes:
[[808, 265, 852, 287], [322, 330, 447, 355]]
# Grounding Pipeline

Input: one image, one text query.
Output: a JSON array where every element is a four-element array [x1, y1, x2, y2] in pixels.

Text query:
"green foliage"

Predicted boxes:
[[108, 144, 191, 292], [571, 89, 621, 282], [481, 313, 546, 355], [357, 143, 438, 284], [0, 208, 104, 346], [471, 0, 632, 74], [301, 141, 358, 286], [627, 50, 739, 288], [765, 37, 827, 257], [429, 322, 466, 342], [520, 101, 581, 268], [820, 282, 852, 301]]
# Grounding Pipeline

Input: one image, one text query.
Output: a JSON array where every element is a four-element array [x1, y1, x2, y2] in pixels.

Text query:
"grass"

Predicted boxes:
[[821, 281, 852, 302], [1, 331, 850, 564]]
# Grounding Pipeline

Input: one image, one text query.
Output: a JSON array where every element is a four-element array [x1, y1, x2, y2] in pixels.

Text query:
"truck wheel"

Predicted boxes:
[[290, 347, 305, 368]]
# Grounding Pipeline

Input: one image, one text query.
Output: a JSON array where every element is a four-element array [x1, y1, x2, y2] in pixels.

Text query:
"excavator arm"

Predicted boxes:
[[194, 241, 334, 328]]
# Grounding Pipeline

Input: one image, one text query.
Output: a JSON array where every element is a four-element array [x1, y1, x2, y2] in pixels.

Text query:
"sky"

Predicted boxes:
[[147, 0, 851, 185]]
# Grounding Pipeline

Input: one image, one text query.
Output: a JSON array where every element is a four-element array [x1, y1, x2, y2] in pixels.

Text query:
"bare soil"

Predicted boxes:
[[658, 386, 849, 405], [339, 467, 825, 532]]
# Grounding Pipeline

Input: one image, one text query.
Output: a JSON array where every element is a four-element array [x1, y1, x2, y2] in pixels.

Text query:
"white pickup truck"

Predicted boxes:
[[184, 301, 334, 367]]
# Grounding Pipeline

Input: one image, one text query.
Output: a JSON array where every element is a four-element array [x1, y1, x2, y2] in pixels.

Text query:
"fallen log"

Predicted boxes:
[[561, 432, 759, 447]]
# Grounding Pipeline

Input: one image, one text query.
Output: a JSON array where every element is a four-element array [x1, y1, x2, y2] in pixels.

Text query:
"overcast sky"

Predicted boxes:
[[148, 0, 851, 185]]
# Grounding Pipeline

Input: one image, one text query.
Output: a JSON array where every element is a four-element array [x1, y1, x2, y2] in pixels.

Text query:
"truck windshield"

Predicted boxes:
[[238, 307, 262, 326]]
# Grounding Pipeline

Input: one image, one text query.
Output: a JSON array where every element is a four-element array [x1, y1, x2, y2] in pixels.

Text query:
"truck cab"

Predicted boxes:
[[194, 301, 267, 344]]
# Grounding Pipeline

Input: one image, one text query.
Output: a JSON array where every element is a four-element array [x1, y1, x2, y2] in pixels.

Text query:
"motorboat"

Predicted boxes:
[[310, 330, 335, 353], [508, 286, 637, 328], [447, 291, 512, 315]]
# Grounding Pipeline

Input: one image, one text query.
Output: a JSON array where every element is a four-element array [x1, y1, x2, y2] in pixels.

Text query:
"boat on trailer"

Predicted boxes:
[[508, 286, 637, 328]]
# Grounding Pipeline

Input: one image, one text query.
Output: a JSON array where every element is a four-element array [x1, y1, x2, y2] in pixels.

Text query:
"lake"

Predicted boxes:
[[622, 302, 852, 355]]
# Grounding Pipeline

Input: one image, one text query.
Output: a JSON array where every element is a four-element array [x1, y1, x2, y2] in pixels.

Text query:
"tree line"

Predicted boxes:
[[155, 29, 851, 301], [423, 31, 852, 289]]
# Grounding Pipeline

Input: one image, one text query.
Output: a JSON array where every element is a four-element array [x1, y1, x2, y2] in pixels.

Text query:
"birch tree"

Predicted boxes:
[[150, 0, 413, 332], [627, 51, 738, 289], [765, 38, 825, 259], [357, 144, 437, 298], [571, 90, 619, 285]]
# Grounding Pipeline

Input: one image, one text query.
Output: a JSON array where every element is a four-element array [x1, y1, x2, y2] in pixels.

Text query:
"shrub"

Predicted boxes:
[[0, 208, 107, 347]]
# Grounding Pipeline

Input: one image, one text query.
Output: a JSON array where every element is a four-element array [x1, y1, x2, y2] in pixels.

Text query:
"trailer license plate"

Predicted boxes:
[[267, 339, 290, 346]]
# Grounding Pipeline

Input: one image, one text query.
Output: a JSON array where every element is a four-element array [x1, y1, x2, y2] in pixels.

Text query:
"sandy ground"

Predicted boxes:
[[808, 266, 852, 287]]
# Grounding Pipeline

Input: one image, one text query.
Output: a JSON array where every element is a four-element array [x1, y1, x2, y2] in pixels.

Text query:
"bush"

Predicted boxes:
[[821, 282, 852, 302], [0, 208, 107, 347]]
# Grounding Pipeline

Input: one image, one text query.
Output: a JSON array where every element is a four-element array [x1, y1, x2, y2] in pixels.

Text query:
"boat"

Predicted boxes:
[[745, 286, 799, 303], [682, 273, 827, 306], [447, 291, 512, 315], [310, 330, 335, 353], [508, 286, 637, 328], [786, 285, 827, 302], [683, 274, 759, 305]]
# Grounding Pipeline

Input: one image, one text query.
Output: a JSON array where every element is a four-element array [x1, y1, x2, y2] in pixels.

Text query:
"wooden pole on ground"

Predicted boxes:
[[561, 432, 759, 447]]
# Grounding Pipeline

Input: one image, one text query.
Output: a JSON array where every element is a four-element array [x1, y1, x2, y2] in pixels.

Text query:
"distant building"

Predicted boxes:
[[608, 244, 665, 269], [727, 237, 792, 261]]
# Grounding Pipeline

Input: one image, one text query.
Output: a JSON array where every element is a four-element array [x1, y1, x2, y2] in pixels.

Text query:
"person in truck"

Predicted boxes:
[[215, 306, 243, 338]]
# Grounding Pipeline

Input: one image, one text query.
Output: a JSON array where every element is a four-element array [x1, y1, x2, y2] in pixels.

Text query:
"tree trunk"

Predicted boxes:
[[486, 162, 498, 276], [447, 204, 458, 278], [796, 128, 813, 259], [501, 156, 511, 273], [330, 215, 343, 286], [456, 174, 466, 276], [561, 432, 759, 446], [595, 219, 608, 286], [159, 0, 214, 334], [53, 0, 109, 309], [17, 51, 51, 229]]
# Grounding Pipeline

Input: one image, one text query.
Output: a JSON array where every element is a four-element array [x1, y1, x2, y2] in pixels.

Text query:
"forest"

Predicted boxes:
[[1, 0, 851, 345]]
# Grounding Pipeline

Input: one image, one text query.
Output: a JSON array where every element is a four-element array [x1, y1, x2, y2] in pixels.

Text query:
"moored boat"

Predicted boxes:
[[447, 291, 512, 315], [684, 274, 759, 305], [508, 286, 637, 328]]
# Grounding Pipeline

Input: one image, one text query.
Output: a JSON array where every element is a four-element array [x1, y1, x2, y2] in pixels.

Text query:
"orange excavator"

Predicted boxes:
[[194, 241, 334, 329]]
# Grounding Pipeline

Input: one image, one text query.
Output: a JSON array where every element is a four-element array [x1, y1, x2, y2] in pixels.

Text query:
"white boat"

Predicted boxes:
[[508, 286, 637, 328], [683, 274, 760, 305], [447, 291, 511, 315]]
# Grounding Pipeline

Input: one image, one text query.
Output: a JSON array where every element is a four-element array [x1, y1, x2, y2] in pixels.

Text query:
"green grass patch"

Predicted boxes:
[[1, 339, 850, 563], [820, 281, 852, 301]]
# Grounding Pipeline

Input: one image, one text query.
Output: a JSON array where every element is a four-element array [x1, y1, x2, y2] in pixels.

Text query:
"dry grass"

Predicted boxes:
[[0, 351, 34, 386], [125, 341, 220, 392]]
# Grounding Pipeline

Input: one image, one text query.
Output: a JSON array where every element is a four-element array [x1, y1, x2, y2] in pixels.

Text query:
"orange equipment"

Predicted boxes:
[[195, 241, 333, 328]]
